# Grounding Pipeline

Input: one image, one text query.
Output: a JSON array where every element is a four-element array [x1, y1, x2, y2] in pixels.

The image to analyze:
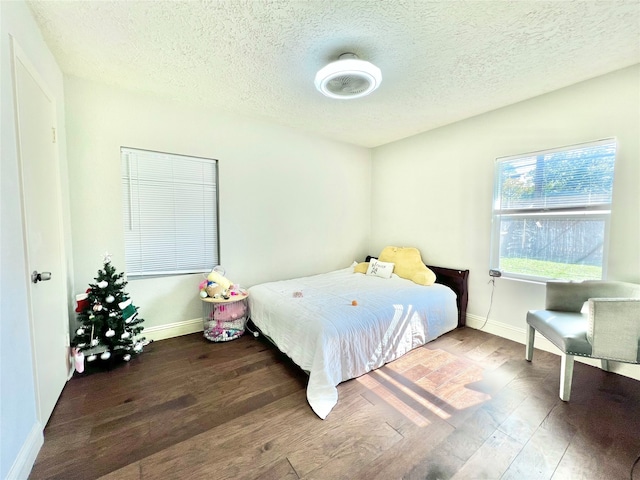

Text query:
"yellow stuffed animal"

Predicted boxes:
[[207, 270, 232, 290], [205, 269, 233, 298]]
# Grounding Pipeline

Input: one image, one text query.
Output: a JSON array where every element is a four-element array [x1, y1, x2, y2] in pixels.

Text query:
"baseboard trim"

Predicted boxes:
[[142, 317, 203, 342], [466, 313, 640, 381], [465, 314, 524, 344], [6, 422, 43, 480]]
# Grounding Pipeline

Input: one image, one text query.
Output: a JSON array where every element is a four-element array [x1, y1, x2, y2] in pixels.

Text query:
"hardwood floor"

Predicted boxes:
[[30, 327, 640, 480]]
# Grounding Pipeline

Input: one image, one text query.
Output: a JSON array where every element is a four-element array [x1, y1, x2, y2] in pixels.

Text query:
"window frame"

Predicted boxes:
[[489, 138, 616, 283], [121, 147, 220, 278]]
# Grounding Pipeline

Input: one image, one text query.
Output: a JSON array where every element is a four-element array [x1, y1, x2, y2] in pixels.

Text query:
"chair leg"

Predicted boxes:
[[600, 359, 610, 372], [525, 324, 535, 361], [560, 353, 574, 401]]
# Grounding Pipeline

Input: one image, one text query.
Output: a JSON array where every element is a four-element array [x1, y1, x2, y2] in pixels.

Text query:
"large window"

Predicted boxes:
[[121, 147, 219, 277], [490, 139, 616, 281]]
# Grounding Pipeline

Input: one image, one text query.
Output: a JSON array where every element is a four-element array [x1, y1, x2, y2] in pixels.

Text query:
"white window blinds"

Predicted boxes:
[[494, 139, 616, 212], [121, 147, 219, 277], [490, 138, 616, 281]]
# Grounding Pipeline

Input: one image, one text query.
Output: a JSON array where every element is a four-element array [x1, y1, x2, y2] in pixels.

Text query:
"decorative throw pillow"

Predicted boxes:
[[378, 246, 436, 286], [365, 258, 395, 279]]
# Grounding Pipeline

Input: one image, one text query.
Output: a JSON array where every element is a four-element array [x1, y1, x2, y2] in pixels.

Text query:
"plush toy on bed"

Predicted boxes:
[[354, 246, 436, 286]]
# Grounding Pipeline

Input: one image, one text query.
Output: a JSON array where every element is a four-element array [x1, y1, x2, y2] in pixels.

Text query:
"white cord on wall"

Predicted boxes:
[[479, 277, 496, 330]]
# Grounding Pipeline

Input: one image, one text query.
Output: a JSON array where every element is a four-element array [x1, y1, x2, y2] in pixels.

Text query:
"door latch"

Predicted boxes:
[[31, 271, 52, 284]]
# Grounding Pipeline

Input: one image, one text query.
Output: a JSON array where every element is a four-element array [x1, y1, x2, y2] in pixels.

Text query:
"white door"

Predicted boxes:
[[13, 40, 69, 426]]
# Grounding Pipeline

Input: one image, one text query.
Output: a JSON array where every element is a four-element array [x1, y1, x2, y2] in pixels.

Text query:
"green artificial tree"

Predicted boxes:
[[72, 253, 145, 369]]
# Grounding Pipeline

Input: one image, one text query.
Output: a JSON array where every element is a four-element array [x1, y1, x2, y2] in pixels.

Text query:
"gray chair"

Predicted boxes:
[[526, 280, 640, 401]]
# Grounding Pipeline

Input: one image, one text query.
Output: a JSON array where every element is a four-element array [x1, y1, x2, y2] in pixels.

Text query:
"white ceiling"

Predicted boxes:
[[27, 0, 640, 148]]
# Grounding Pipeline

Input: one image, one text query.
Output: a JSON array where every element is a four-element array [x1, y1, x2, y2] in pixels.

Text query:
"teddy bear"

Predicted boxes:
[[199, 267, 233, 299]]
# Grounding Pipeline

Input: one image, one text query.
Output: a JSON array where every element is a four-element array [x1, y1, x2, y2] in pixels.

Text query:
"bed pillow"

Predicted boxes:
[[365, 258, 395, 279], [378, 246, 436, 286], [354, 262, 369, 274]]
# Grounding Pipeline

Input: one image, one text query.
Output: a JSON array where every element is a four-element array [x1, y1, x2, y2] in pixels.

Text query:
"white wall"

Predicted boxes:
[[0, 1, 71, 478], [4, 7, 637, 474], [371, 65, 640, 375], [64, 76, 372, 338]]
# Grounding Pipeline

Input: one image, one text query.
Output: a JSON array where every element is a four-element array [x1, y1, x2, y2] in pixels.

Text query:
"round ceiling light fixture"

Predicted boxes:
[[314, 53, 382, 100]]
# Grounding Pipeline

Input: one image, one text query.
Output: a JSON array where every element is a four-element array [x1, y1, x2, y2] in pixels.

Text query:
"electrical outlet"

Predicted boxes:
[[489, 269, 502, 277]]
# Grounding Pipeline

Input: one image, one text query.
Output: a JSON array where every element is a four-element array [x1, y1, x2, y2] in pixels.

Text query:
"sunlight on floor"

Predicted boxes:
[[357, 347, 491, 427]]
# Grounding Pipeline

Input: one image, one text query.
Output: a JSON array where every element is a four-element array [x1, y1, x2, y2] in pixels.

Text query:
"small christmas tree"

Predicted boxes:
[[72, 253, 145, 369]]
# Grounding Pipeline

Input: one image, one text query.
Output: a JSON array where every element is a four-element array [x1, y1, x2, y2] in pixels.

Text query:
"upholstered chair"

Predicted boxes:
[[526, 280, 640, 401]]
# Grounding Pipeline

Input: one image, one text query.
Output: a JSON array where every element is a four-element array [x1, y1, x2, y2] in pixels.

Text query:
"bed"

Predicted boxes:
[[247, 259, 469, 419]]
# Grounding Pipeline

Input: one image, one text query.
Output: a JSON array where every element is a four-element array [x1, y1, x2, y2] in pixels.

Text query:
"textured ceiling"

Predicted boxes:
[[27, 0, 640, 148]]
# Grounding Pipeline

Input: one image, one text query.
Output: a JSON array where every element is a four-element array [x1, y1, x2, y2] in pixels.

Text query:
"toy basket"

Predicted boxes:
[[201, 295, 248, 342]]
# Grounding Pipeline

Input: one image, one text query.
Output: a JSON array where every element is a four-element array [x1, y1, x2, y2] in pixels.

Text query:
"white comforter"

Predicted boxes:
[[247, 265, 458, 419]]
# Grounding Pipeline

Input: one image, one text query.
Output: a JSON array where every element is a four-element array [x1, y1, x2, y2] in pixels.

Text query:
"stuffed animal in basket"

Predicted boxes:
[[200, 266, 233, 299], [215, 301, 247, 321]]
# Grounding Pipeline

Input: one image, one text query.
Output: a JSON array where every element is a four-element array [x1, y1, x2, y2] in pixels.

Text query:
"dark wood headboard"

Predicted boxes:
[[365, 256, 469, 328]]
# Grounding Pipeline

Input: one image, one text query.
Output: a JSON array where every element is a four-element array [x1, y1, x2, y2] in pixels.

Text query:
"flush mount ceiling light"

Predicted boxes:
[[314, 53, 382, 100]]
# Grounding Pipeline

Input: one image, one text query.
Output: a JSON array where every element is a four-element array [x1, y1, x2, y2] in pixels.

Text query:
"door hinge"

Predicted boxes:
[[52, 127, 56, 143]]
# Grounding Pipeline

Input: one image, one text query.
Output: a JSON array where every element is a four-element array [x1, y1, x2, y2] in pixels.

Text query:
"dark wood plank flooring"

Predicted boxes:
[[29, 328, 640, 480]]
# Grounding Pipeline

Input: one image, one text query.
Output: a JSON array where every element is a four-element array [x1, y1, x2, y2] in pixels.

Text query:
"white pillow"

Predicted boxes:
[[366, 258, 395, 279]]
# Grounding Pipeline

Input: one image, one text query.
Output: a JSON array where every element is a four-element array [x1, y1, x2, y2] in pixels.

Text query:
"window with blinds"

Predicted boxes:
[[490, 138, 616, 281], [121, 147, 219, 277]]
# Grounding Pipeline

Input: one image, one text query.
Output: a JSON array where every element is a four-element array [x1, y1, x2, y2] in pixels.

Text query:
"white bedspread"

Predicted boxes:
[[248, 266, 458, 419]]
